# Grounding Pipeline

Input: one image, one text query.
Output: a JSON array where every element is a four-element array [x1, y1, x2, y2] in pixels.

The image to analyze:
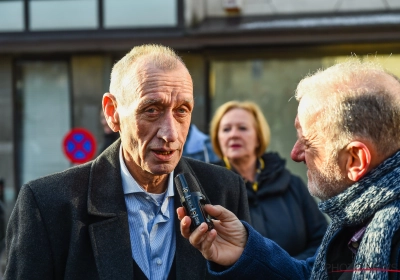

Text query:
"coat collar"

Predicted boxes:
[[88, 139, 125, 216]]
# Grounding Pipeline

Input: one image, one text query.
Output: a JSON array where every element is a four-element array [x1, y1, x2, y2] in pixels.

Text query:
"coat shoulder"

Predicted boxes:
[[26, 162, 92, 190], [182, 157, 240, 182], [22, 161, 93, 206]]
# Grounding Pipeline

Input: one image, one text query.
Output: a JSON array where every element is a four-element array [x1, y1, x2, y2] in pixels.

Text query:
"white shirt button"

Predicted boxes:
[[156, 258, 162, 265]]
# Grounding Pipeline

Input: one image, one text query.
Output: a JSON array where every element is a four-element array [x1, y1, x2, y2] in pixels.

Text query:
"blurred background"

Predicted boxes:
[[0, 0, 400, 259]]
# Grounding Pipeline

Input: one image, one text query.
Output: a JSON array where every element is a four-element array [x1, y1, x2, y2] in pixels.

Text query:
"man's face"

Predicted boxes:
[[116, 61, 193, 178], [290, 100, 348, 200]]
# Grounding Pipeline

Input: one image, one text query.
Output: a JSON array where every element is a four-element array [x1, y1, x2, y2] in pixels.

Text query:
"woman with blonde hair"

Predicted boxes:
[[210, 100, 327, 259]]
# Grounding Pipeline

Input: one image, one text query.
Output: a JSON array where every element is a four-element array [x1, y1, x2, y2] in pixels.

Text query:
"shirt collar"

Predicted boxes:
[[119, 144, 175, 198]]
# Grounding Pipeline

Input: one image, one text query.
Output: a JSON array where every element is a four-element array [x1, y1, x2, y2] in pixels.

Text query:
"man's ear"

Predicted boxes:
[[102, 92, 120, 132], [344, 141, 371, 182]]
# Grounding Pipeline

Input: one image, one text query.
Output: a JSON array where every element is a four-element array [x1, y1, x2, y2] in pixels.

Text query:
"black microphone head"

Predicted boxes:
[[182, 173, 201, 192], [174, 173, 186, 199], [174, 173, 201, 193]]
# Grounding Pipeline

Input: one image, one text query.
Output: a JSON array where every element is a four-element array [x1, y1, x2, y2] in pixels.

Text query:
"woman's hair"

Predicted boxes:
[[210, 100, 271, 159]]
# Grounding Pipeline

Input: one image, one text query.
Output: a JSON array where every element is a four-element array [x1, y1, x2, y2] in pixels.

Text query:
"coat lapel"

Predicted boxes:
[[87, 140, 133, 280]]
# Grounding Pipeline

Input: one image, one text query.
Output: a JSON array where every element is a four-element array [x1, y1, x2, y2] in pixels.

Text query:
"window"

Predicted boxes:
[[0, 1, 24, 32], [30, 0, 98, 31], [104, 0, 177, 28], [15, 61, 71, 185]]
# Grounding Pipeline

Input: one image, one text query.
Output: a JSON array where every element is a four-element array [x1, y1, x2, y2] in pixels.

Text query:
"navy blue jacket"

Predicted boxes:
[[209, 222, 400, 280], [209, 222, 313, 280]]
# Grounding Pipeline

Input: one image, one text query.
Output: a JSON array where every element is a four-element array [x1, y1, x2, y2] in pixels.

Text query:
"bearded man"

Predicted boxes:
[[179, 59, 400, 280]]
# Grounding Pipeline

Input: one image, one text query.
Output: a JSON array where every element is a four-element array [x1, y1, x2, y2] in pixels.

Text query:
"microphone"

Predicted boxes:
[[174, 173, 214, 232]]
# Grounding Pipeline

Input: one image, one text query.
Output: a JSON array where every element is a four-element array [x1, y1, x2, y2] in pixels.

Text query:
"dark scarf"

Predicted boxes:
[[312, 150, 400, 280]]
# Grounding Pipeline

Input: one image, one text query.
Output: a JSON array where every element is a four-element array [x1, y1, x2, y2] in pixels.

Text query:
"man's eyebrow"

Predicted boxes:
[[142, 98, 161, 105], [182, 98, 194, 104], [141, 98, 193, 105]]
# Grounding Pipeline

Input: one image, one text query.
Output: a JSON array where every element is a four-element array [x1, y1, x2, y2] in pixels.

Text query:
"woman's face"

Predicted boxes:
[[218, 108, 259, 161]]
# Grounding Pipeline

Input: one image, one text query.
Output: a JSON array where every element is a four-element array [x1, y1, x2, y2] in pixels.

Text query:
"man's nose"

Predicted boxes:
[[157, 112, 179, 142], [291, 140, 305, 162]]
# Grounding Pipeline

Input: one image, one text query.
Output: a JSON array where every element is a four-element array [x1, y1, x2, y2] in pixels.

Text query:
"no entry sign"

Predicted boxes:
[[62, 128, 97, 164]]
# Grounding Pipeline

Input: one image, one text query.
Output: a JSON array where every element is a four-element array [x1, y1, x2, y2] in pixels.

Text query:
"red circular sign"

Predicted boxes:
[[62, 128, 97, 164]]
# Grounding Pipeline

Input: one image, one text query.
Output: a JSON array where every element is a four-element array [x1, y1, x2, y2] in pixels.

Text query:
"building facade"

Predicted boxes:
[[1, 0, 400, 223]]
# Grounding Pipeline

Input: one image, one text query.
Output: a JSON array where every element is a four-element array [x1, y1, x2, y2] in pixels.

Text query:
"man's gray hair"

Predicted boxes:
[[109, 44, 186, 105], [295, 58, 400, 158]]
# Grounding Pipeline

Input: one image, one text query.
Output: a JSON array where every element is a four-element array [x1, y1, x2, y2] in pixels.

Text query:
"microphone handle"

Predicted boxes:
[[182, 192, 213, 232]]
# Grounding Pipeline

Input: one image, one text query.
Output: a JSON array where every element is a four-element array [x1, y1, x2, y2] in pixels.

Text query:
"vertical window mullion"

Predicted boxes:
[[98, 0, 103, 30], [24, 0, 29, 31]]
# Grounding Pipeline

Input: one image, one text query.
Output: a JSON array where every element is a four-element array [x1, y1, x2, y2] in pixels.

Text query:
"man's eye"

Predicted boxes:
[[145, 108, 157, 114], [177, 108, 187, 114], [239, 126, 247, 131], [223, 127, 231, 132]]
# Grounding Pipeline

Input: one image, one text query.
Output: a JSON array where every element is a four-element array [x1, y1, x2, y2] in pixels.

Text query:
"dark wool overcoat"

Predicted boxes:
[[4, 140, 250, 280]]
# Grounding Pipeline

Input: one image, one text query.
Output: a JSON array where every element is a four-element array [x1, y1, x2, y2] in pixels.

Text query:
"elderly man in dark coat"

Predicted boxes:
[[4, 44, 250, 280]]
